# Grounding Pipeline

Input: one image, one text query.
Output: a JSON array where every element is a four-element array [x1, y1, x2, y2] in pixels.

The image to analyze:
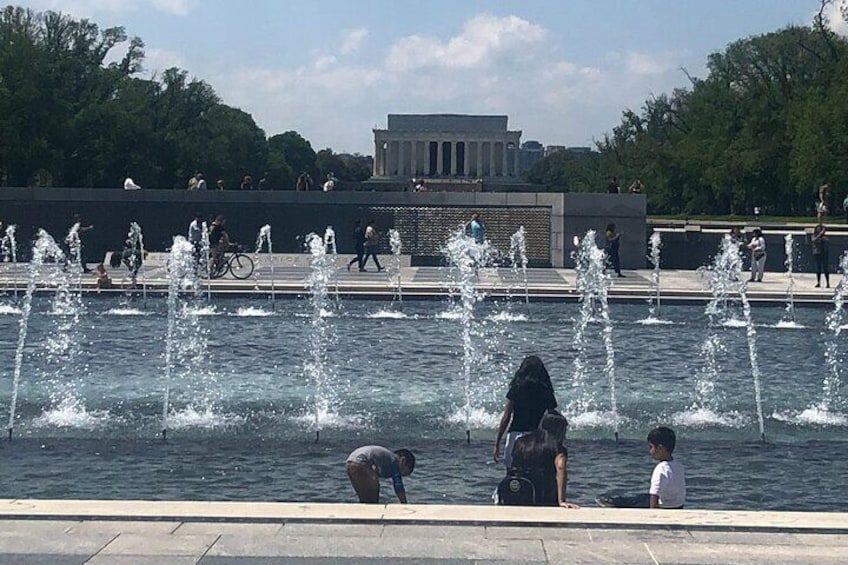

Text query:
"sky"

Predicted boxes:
[[20, 0, 848, 155]]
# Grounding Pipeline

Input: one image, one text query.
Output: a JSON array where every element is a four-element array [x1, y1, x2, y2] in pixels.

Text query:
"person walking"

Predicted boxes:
[[747, 228, 766, 282], [605, 223, 624, 277], [812, 223, 830, 288], [347, 220, 365, 272], [361, 220, 383, 272]]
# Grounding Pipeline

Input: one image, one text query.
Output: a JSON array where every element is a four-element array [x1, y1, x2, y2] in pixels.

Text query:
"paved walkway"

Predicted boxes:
[[1, 500, 847, 564], [0, 257, 841, 303]]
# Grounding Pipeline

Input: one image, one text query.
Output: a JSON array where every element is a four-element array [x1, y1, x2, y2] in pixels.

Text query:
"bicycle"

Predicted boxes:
[[210, 245, 254, 280]]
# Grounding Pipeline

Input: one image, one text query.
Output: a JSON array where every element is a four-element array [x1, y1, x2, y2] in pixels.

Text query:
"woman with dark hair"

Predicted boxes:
[[493, 355, 558, 469], [509, 409, 579, 508]]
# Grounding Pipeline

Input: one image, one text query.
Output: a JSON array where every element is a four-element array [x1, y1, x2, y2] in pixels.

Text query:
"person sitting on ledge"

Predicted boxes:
[[345, 445, 414, 504], [95, 263, 112, 290]]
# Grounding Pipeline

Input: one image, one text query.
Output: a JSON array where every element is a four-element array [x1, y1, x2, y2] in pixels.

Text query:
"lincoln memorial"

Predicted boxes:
[[373, 114, 522, 179]]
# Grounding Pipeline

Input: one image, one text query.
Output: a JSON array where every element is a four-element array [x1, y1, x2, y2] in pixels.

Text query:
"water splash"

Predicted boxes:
[[33, 396, 112, 430], [255, 224, 275, 310], [7, 230, 65, 438], [509, 226, 529, 304], [569, 230, 619, 440], [443, 230, 497, 441], [234, 306, 274, 317], [388, 229, 403, 303], [814, 252, 848, 419], [367, 310, 408, 319], [783, 233, 796, 324], [304, 232, 342, 438], [1, 224, 18, 297], [161, 235, 217, 438], [647, 231, 662, 319]]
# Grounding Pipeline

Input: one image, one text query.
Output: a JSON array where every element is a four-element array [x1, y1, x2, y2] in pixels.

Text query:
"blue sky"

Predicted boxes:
[[23, 1, 845, 154]]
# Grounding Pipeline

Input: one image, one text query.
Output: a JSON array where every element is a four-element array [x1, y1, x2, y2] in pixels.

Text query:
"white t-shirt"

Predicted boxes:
[[123, 177, 141, 190], [649, 459, 685, 508]]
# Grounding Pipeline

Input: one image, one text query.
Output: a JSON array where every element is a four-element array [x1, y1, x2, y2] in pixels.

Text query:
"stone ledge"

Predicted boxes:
[[2, 500, 847, 533]]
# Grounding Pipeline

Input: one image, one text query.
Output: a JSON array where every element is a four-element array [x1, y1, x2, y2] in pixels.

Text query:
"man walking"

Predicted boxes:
[[361, 220, 383, 272], [347, 220, 365, 272]]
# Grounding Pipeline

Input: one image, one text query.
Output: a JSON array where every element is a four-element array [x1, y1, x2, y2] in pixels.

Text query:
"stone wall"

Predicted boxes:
[[0, 189, 652, 268]]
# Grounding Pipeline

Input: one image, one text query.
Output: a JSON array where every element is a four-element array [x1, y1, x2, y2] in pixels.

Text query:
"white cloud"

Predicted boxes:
[[207, 13, 691, 154], [386, 14, 547, 71], [141, 47, 185, 77], [822, 0, 848, 36], [623, 51, 682, 76], [24, 0, 197, 17], [340, 28, 369, 55]]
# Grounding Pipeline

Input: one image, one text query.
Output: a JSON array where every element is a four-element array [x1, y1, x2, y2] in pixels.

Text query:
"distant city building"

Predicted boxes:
[[544, 145, 566, 157], [520, 140, 544, 173], [566, 146, 593, 155], [373, 114, 522, 179]]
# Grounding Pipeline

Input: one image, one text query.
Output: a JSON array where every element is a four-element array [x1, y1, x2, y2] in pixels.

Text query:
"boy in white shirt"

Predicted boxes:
[[647, 426, 685, 509]]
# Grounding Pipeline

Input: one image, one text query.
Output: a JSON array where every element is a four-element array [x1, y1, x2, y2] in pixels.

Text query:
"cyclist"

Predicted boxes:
[[209, 215, 232, 275]]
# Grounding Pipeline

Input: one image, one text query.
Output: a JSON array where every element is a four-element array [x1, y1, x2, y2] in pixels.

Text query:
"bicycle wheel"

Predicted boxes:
[[228, 253, 254, 279]]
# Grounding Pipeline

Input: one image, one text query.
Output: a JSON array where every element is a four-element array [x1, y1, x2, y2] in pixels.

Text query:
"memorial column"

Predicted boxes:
[[374, 139, 382, 176], [436, 139, 444, 175], [464, 140, 471, 176], [411, 141, 417, 176], [450, 139, 457, 176], [513, 141, 520, 177], [502, 140, 508, 177], [476, 141, 483, 177], [489, 141, 496, 177]]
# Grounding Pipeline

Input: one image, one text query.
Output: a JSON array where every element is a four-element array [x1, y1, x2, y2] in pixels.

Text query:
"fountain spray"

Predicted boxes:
[[255, 225, 275, 310], [2, 224, 18, 297], [7, 230, 65, 439], [820, 252, 848, 415], [509, 227, 529, 304], [783, 233, 796, 324], [306, 231, 337, 442], [647, 231, 662, 319], [128, 222, 146, 308], [388, 229, 403, 303]]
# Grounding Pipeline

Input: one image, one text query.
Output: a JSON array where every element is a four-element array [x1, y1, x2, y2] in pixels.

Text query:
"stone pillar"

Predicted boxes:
[[489, 141, 496, 177], [513, 143, 520, 177], [397, 140, 404, 176], [502, 141, 508, 177], [437, 140, 444, 175], [411, 141, 418, 176], [373, 139, 381, 176], [450, 140, 457, 176], [476, 142, 483, 177], [464, 141, 471, 177]]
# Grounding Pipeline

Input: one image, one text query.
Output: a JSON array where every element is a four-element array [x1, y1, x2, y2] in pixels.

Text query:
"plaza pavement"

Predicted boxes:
[[0, 254, 841, 304], [0, 499, 847, 564]]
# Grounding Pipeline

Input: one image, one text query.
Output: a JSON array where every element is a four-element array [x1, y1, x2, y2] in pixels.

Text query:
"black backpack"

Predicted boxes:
[[496, 471, 537, 506]]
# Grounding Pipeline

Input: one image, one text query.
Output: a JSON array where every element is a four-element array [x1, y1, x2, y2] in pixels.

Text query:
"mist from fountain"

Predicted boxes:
[[7, 230, 65, 438], [255, 224, 275, 311], [569, 231, 619, 439], [200, 220, 211, 302], [323, 227, 340, 302], [509, 226, 529, 304]]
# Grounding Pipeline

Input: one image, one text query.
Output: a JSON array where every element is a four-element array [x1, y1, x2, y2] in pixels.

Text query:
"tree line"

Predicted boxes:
[[526, 5, 848, 216], [0, 6, 370, 190]]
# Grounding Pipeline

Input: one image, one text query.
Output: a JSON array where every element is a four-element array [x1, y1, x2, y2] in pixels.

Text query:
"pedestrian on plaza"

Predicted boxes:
[[843, 192, 848, 224], [216, 179, 225, 191], [607, 177, 620, 194], [195, 172, 207, 191], [605, 223, 624, 277], [240, 175, 254, 190], [345, 445, 415, 504], [493, 355, 558, 470], [347, 220, 365, 271], [123, 175, 141, 190], [258, 172, 269, 191], [817, 184, 830, 222], [187, 173, 199, 191], [70, 213, 94, 273], [747, 227, 766, 282], [812, 223, 830, 288], [628, 180, 644, 194], [95, 263, 113, 290], [465, 212, 486, 244], [361, 219, 383, 272], [188, 212, 205, 270]]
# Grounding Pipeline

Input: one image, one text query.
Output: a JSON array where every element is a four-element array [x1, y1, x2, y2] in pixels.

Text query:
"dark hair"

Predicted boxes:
[[195, 212, 203, 219], [606, 223, 616, 232], [511, 410, 567, 475], [509, 355, 554, 393], [539, 409, 568, 444], [647, 426, 676, 452], [752, 228, 762, 237], [394, 449, 415, 473]]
